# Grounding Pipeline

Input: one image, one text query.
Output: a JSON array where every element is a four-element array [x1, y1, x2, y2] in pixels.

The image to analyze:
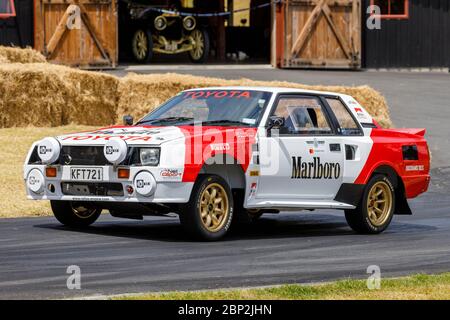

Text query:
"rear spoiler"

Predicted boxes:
[[389, 128, 426, 136]]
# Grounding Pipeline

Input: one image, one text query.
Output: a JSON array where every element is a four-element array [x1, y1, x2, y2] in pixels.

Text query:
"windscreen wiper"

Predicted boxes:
[[136, 117, 194, 125], [200, 120, 251, 126]]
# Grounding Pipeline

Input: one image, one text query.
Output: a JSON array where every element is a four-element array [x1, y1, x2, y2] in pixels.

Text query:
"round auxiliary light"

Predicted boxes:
[[183, 16, 196, 31], [27, 169, 45, 194], [133, 171, 156, 197], [154, 15, 167, 31], [104, 139, 128, 165], [37, 137, 61, 164]]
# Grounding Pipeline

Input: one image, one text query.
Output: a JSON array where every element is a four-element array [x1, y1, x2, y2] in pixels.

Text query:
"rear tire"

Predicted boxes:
[[345, 174, 395, 234], [51, 201, 101, 228], [180, 175, 233, 241], [188, 28, 210, 63]]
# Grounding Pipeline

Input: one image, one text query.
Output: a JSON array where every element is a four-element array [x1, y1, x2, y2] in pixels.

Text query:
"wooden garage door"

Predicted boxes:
[[280, 0, 361, 69], [34, 0, 117, 67]]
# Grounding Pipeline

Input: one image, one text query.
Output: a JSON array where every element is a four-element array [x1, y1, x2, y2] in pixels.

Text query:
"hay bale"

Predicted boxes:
[[0, 44, 391, 128], [0, 46, 47, 64], [118, 73, 392, 128], [0, 63, 119, 128]]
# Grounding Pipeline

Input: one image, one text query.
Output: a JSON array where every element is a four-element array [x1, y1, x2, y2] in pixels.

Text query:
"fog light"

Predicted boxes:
[[126, 185, 134, 195], [118, 168, 130, 179], [37, 137, 61, 164], [27, 169, 45, 194], [46, 167, 57, 178], [133, 171, 156, 196]]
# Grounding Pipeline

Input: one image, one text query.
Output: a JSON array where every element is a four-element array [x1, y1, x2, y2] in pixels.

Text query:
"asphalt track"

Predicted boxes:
[[1, 69, 449, 299]]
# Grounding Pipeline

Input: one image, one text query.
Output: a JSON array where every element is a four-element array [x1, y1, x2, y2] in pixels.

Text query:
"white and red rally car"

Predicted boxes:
[[24, 87, 430, 240]]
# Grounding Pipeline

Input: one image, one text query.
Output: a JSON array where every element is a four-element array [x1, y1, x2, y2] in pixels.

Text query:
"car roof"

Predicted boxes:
[[183, 86, 351, 99]]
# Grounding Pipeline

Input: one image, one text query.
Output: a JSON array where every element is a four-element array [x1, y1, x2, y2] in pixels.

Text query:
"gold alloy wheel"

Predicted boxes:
[[190, 29, 204, 60], [71, 202, 97, 219], [366, 181, 393, 226], [133, 30, 148, 60], [199, 183, 229, 232]]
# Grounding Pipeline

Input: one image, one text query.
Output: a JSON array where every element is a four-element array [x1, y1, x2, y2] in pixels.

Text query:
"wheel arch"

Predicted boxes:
[[197, 154, 246, 191], [370, 165, 412, 215]]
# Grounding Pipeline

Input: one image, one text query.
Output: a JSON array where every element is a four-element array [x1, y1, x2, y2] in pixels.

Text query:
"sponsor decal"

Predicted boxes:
[[184, 90, 251, 99], [61, 135, 152, 142], [291, 156, 341, 179], [39, 146, 51, 154], [105, 146, 119, 155], [405, 165, 425, 172], [28, 176, 39, 185], [72, 197, 109, 201], [353, 107, 372, 122], [249, 170, 259, 177], [91, 129, 160, 135], [136, 179, 152, 188], [160, 168, 183, 179], [306, 139, 325, 153], [249, 182, 257, 198], [210, 143, 231, 151]]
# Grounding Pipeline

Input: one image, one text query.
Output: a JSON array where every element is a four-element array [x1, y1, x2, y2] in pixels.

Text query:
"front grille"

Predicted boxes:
[[28, 145, 140, 165], [61, 182, 124, 196], [59, 146, 109, 166]]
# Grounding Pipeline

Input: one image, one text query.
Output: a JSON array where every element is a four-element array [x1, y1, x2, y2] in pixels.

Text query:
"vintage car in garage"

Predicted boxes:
[[126, 0, 210, 63], [24, 87, 430, 241]]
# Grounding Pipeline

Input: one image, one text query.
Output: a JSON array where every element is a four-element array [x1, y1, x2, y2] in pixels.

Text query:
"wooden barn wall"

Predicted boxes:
[[0, 0, 34, 47], [363, 0, 450, 68]]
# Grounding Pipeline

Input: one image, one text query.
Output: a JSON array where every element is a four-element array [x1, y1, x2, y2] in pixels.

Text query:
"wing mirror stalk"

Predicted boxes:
[[266, 116, 285, 137], [123, 115, 134, 126]]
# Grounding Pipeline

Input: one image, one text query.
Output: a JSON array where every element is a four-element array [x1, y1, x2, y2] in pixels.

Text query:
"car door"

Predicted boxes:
[[254, 94, 345, 202], [324, 96, 373, 188]]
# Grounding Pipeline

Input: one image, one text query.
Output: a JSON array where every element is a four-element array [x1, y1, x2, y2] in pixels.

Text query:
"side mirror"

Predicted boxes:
[[267, 116, 285, 130], [123, 115, 133, 126]]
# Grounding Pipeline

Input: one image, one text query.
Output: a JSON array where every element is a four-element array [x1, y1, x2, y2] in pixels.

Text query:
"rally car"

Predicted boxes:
[[24, 87, 430, 240]]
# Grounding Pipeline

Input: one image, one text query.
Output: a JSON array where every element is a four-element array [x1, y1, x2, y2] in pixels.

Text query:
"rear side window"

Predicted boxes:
[[326, 98, 362, 136]]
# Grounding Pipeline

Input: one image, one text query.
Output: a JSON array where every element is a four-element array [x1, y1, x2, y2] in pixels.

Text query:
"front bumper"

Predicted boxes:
[[24, 165, 193, 203]]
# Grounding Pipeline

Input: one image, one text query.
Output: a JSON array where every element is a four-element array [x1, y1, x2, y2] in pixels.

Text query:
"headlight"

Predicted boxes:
[[140, 148, 160, 166]]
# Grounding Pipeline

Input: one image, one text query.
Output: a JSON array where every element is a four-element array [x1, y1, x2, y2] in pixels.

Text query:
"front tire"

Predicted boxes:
[[180, 175, 233, 241], [132, 28, 153, 63], [345, 174, 395, 234], [51, 201, 101, 228]]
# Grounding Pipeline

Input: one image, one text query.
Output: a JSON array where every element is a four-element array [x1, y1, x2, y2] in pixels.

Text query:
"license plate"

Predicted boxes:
[[165, 42, 177, 51], [70, 167, 103, 181]]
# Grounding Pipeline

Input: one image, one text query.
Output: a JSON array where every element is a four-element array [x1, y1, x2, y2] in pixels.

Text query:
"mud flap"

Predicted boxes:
[[394, 191, 413, 215]]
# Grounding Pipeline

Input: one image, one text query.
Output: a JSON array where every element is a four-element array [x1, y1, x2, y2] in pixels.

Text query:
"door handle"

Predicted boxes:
[[329, 143, 341, 152]]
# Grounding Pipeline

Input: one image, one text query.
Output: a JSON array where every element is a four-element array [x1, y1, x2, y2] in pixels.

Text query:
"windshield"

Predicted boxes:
[[137, 90, 272, 127]]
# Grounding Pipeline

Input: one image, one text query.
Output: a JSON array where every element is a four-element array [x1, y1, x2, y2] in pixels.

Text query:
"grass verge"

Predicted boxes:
[[114, 273, 450, 300], [0, 126, 95, 218]]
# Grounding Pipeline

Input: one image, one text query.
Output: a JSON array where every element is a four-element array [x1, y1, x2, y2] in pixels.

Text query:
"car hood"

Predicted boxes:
[[55, 126, 186, 146], [55, 125, 258, 147]]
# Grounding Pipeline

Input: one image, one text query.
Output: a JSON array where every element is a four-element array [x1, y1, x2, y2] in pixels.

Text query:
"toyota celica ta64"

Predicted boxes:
[[24, 87, 430, 240]]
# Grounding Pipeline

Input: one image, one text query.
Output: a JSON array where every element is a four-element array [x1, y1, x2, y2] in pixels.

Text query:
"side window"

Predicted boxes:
[[273, 96, 332, 135], [326, 98, 362, 136]]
